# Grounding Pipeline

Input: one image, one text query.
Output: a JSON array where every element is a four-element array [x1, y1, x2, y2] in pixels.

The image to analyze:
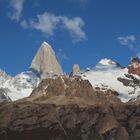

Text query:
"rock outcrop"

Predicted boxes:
[[70, 64, 81, 77], [128, 57, 140, 77], [30, 42, 63, 79], [29, 77, 100, 106]]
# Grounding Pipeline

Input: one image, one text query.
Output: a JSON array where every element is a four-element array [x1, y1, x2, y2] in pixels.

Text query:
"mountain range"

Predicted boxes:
[[0, 41, 140, 103], [0, 42, 140, 140]]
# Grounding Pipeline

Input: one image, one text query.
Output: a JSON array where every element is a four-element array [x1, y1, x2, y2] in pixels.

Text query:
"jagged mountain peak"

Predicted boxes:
[[38, 41, 55, 56], [130, 57, 140, 64], [30, 41, 63, 79], [70, 64, 81, 76], [128, 57, 140, 77], [0, 42, 64, 102], [40, 41, 53, 52]]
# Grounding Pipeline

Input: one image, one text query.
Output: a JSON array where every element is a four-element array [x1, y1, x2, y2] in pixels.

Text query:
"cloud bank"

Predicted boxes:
[[118, 35, 140, 57], [21, 12, 86, 42], [7, 1, 86, 42]]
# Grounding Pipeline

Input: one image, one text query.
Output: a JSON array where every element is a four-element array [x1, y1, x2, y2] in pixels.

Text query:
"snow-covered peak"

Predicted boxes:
[[98, 58, 117, 65], [0, 69, 12, 86], [95, 58, 121, 70], [0, 70, 40, 101]]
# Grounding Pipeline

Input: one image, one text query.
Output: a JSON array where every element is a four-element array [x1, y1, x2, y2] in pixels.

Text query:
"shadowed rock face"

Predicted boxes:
[[0, 103, 128, 140], [0, 77, 140, 140]]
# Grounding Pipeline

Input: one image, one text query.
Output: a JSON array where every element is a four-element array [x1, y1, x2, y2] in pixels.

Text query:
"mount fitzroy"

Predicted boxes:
[[0, 42, 140, 140], [0, 42, 63, 102]]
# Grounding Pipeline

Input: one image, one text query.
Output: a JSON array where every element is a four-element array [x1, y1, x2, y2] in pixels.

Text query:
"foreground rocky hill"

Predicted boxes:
[[0, 77, 140, 140]]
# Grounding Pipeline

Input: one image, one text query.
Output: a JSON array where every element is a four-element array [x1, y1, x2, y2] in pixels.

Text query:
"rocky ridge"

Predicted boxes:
[[1, 42, 140, 103], [0, 77, 140, 140]]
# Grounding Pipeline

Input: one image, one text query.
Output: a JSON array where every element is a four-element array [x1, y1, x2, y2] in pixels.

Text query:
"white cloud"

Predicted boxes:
[[21, 12, 86, 42], [118, 35, 140, 57], [118, 35, 137, 50], [62, 17, 86, 42], [30, 12, 60, 36], [8, 0, 25, 21]]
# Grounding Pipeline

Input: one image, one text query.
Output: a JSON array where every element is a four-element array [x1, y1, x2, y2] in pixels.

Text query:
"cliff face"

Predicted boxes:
[[0, 77, 140, 140], [30, 42, 63, 79], [0, 103, 127, 140]]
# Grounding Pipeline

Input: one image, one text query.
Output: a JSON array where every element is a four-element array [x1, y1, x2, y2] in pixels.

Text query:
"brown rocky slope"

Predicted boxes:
[[0, 77, 140, 140]]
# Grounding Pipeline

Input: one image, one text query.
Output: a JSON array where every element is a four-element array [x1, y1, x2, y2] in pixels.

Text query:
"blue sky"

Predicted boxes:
[[0, 0, 140, 76]]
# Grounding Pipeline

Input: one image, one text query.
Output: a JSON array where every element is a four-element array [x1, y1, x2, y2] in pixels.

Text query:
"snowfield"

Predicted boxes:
[[0, 71, 40, 101], [81, 58, 140, 102]]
